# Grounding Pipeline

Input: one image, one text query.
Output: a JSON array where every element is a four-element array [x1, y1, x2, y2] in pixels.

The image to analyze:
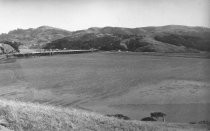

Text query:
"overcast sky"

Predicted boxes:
[[0, 0, 209, 33]]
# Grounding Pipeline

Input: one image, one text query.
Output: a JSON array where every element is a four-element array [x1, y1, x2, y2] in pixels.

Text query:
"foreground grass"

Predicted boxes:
[[0, 99, 208, 131]]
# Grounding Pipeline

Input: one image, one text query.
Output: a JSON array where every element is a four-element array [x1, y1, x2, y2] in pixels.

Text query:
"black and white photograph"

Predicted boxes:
[[0, 0, 209, 130]]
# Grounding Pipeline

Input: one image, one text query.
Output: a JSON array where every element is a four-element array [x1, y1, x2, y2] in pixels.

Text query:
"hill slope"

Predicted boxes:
[[0, 26, 72, 48], [44, 25, 210, 53], [0, 99, 208, 131]]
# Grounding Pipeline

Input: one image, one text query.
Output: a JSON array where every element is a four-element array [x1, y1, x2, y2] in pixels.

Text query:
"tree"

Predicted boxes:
[[150, 112, 166, 122]]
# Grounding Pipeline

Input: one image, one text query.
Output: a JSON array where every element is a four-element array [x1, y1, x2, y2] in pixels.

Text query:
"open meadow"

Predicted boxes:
[[0, 52, 209, 123]]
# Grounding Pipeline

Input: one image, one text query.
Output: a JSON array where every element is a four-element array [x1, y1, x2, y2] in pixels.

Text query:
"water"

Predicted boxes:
[[0, 52, 209, 123]]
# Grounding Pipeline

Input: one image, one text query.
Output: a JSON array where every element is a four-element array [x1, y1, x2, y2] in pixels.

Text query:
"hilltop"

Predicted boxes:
[[0, 99, 208, 131], [0, 26, 71, 49]]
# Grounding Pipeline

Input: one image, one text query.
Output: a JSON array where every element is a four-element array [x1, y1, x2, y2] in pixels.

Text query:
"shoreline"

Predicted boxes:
[[13, 49, 98, 58], [1, 51, 210, 60]]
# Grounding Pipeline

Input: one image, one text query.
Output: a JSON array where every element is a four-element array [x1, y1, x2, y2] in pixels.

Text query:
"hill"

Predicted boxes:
[[0, 99, 208, 131], [0, 26, 72, 48], [44, 25, 210, 53], [1, 25, 209, 53]]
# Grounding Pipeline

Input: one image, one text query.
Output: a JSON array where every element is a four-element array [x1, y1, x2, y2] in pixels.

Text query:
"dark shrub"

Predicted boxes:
[[106, 114, 130, 120], [141, 117, 157, 121]]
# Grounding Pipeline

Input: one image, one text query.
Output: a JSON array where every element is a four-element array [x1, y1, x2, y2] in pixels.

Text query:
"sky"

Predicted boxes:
[[0, 0, 209, 33]]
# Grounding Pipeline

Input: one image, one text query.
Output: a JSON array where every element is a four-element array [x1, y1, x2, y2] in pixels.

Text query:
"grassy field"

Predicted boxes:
[[0, 52, 209, 123], [0, 99, 208, 131]]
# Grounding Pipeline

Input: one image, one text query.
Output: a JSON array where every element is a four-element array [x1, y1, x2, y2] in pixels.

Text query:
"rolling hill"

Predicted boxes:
[[44, 25, 210, 53]]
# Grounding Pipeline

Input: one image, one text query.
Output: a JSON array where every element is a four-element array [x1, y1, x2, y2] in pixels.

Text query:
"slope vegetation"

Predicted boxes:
[[0, 99, 208, 131]]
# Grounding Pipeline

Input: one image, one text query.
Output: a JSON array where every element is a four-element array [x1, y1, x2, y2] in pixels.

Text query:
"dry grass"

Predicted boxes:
[[0, 99, 208, 131]]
